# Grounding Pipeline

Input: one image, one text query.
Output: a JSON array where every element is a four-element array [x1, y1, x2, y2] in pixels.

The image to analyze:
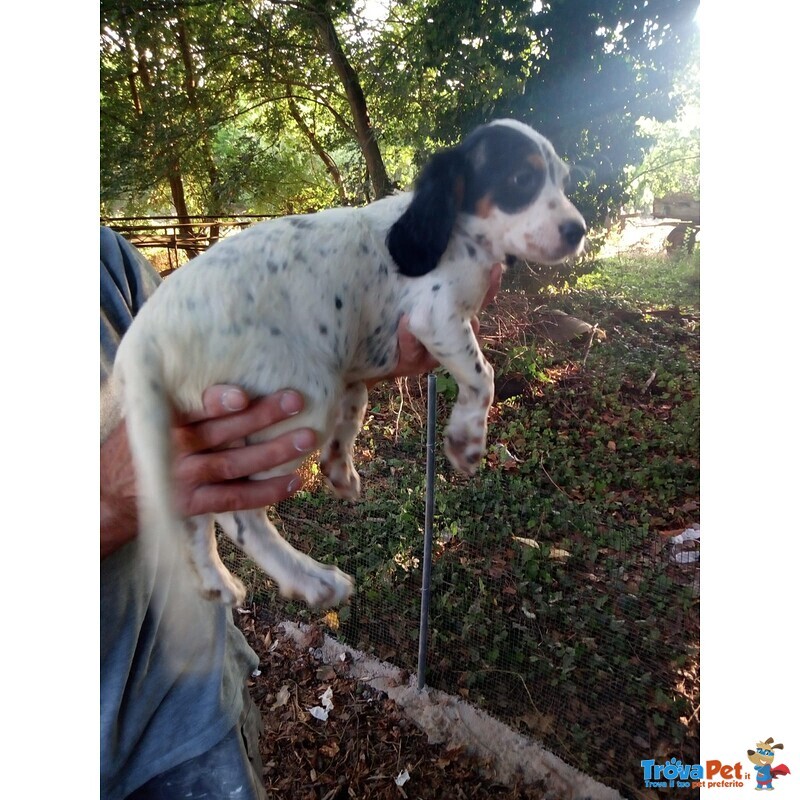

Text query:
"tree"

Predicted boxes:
[[101, 0, 700, 237], [511, 0, 699, 229], [101, 0, 246, 249], [301, 0, 392, 199], [626, 54, 700, 213], [362, 0, 699, 229]]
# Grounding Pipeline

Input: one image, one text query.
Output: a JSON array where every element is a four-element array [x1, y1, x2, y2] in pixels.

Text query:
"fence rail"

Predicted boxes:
[[100, 214, 278, 267]]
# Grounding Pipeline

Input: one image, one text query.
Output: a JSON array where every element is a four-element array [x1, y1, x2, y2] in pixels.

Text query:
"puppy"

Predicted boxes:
[[114, 119, 586, 608]]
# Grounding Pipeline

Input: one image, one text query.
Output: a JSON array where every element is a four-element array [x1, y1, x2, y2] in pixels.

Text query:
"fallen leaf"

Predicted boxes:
[[512, 536, 540, 549], [395, 769, 411, 787], [319, 740, 340, 758], [270, 684, 291, 710], [534, 309, 598, 342], [316, 665, 337, 682], [320, 686, 334, 710], [323, 610, 340, 631], [308, 705, 329, 721]]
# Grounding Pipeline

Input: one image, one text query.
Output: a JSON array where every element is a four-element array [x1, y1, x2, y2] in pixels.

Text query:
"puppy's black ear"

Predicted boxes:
[[387, 148, 468, 277]]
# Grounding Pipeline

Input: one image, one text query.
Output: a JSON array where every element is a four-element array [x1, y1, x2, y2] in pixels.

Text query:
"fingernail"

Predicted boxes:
[[279, 391, 303, 416], [221, 388, 247, 412], [292, 429, 316, 452], [287, 475, 302, 493]]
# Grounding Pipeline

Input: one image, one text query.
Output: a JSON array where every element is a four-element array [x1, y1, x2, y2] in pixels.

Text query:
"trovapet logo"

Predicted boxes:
[[640, 758, 740, 790], [641, 737, 791, 791]]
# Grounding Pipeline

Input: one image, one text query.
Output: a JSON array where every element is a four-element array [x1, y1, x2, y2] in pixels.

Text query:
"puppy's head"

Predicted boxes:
[[388, 119, 586, 276]]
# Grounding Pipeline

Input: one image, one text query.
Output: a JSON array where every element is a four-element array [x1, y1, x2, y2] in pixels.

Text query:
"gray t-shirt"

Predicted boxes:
[[100, 228, 258, 799]]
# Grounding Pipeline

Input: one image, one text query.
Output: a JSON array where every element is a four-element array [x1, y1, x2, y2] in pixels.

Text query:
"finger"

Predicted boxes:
[[177, 390, 306, 453], [177, 385, 249, 424], [178, 427, 317, 487], [184, 472, 306, 518], [202, 385, 251, 417]]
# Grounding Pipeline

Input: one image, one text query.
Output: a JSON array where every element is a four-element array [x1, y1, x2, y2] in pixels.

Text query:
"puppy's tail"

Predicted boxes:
[[114, 332, 219, 668], [114, 332, 182, 568]]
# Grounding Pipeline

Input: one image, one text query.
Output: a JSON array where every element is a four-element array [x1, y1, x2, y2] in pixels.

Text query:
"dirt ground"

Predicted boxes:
[[237, 610, 621, 800]]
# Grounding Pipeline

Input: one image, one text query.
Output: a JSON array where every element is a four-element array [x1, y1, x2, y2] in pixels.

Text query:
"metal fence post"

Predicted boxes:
[[417, 372, 437, 690]]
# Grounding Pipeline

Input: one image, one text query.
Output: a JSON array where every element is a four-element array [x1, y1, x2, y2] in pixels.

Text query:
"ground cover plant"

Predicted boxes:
[[226, 248, 700, 799]]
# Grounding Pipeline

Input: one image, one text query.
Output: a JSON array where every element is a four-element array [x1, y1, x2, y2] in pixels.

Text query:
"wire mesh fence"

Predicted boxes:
[[125, 222, 701, 797], [219, 368, 700, 799]]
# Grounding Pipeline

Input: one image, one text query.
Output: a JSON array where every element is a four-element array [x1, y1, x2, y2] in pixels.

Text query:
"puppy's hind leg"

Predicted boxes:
[[319, 381, 369, 500], [185, 514, 247, 606], [216, 509, 354, 608]]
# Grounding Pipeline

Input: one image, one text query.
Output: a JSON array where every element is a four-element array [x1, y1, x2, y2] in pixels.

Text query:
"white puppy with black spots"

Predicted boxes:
[[114, 119, 586, 609]]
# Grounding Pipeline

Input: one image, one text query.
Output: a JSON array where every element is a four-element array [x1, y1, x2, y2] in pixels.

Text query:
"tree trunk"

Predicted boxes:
[[307, 5, 391, 200], [175, 8, 222, 245], [117, 6, 144, 116], [124, 21, 201, 258], [287, 95, 349, 206], [167, 157, 202, 260]]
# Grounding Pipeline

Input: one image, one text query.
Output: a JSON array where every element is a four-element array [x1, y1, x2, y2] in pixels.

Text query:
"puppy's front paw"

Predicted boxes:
[[444, 417, 487, 476], [200, 572, 247, 607], [444, 433, 485, 475], [305, 565, 355, 608], [279, 557, 355, 609]]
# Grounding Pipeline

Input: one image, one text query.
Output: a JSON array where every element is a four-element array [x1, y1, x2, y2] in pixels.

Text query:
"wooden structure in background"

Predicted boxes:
[[652, 193, 700, 254], [101, 214, 277, 271]]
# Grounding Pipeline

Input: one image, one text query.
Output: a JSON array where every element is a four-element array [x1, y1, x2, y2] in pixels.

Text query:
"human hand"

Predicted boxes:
[[380, 261, 504, 381], [100, 386, 317, 559]]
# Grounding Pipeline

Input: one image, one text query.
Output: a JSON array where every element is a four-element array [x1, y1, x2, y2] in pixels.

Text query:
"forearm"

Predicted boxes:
[[100, 494, 138, 559]]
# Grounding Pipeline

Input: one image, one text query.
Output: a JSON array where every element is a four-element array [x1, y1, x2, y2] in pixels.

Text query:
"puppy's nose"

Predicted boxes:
[[559, 220, 586, 247]]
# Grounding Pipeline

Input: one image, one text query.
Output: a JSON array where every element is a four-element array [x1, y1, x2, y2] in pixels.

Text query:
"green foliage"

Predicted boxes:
[[501, 0, 701, 229], [625, 57, 700, 212], [579, 250, 700, 309], [627, 116, 700, 212], [100, 0, 699, 226], [236, 251, 699, 791], [100, 0, 360, 215]]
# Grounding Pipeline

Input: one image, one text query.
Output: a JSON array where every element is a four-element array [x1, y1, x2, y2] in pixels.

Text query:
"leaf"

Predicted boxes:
[[319, 740, 340, 758], [517, 709, 557, 736], [316, 665, 337, 682], [512, 536, 540, 550], [270, 684, 291, 710], [394, 769, 411, 787], [308, 705, 330, 721], [323, 610, 340, 631]]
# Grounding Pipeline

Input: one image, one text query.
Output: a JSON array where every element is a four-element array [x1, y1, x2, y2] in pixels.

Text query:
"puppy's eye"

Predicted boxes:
[[510, 169, 536, 188]]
